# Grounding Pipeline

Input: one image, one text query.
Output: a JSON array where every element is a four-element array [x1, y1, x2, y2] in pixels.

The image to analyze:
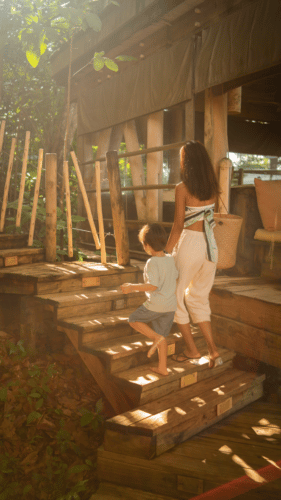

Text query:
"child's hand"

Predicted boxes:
[[121, 283, 132, 294]]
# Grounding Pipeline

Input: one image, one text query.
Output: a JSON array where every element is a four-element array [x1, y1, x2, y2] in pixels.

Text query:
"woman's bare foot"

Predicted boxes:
[[150, 366, 169, 376]]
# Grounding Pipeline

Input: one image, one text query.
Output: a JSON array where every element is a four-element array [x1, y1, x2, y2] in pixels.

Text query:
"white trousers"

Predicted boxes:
[[172, 230, 217, 324]]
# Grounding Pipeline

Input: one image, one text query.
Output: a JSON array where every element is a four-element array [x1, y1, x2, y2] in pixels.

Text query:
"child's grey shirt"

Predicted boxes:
[[143, 255, 178, 312]]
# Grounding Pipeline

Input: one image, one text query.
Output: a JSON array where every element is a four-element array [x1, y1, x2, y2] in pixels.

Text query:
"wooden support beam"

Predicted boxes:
[[185, 98, 195, 141], [0, 138, 17, 232], [123, 120, 146, 220], [228, 87, 242, 115], [16, 131, 30, 227], [106, 150, 130, 266], [0, 120, 5, 155], [146, 111, 164, 221], [45, 153, 57, 262], [95, 161, 106, 264], [204, 89, 228, 179], [28, 149, 44, 246], [169, 108, 184, 184], [63, 160, 73, 258], [218, 158, 232, 213]]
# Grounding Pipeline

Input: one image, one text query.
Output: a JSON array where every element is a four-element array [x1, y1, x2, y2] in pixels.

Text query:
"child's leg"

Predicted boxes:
[[129, 321, 168, 376]]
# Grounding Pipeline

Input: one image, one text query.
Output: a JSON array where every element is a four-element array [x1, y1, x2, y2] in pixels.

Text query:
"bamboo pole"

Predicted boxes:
[[63, 160, 73, 258], [28, 149, 44, 246], [0, 137, 17, 232], [70, 151, 100, 249], [0, 120, 6, 155], [45, 153, 57, 262], [16, 131, 30, 227], [95, 161, 106, 264]]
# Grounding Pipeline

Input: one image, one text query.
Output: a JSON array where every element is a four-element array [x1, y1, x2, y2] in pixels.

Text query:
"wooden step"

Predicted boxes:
[[80, 323, 187, 374], [37, 287, 145, 320], [0, 233, 28, 250], [103, 369, 265, 459], [0, 261, 142, 295], [98, 400, 278, 499], [113, 343, 236, 405], [0, 247, 44, 268], [93, 483, 178, 500]]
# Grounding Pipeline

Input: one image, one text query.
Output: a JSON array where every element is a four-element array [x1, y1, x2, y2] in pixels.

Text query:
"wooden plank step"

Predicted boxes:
[[0, 262, 142, 295], [0, 247, 44, 268], [113, 343, 235, 405], [80, 325, 188, 374], [93, 483, 178, 500], [98, 401, 279, 499], [0, 233, 28, 250], [211, 276, 281, 335], [103, 369, 265, 459], [36, 286, 145, 320]]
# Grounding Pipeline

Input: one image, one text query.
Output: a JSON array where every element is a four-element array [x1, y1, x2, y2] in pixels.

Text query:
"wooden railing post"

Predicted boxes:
[[218, 157, 232, 213], [106, 150, 130, 266], [45, 153, 57, 262]]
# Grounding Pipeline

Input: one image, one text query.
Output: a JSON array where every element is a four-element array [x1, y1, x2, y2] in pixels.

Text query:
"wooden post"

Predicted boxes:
[[218, 158, 232, 213], [0, 120, 5, 155], [123, 120, 146, 220], [16, 131, 31, 227], [95, 161, 106, 264], [204, 89, 228, 179], [63, 160, 73, 258], [169, 108, 184, 184], [0, 138, 17, 232], [185, 99, 195, 141], [45, 153, 57, 262], [238, 168, 244, 186], [70, 151, 100, 249], [106, 150, 130, 266], [28, 149, 44, 246], [146, 111, 164, 221]]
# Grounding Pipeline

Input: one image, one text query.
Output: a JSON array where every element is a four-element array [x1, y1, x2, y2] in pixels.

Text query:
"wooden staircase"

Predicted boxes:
[[2, 261, 265, 498]]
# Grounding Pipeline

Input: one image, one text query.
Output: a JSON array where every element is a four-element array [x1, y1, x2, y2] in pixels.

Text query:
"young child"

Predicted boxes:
[[121, 223, 178, 376]]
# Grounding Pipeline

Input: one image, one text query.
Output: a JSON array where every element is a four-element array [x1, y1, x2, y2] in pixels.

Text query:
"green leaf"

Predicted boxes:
[[23, 485, 32, 495], [40, 41, 47, 55], [35, 398, 44, 410], [26, 14, 39, 24], [93, 52, 105, 71], [80, 412, 94, 427], [104, 58, 118, 72], [0, 388, 7, 402], [95, 398, 103, 413], [85, 12, 102, 32], [68, 464, 90, 475], [27, 411, 42, 425], [115, 55, 137, 61], [110, 0, 120, 5], [29, 392, 41, 398], [26, 50, 40, 68]]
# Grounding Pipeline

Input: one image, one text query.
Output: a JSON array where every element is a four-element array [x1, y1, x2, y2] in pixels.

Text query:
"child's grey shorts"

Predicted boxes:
[[129, 305, 175, 338]]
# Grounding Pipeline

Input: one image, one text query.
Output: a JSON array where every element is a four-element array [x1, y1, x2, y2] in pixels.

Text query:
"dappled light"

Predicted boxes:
[[252, 424, 281, 437], [213, 385, 225, 396], [262, 457, 281, 469], [219, 445, 232, 455], [232, 455, 267, 483], [191, 396, 206, 407], [174, 406, 187, 416], [121, 344, 132, 351]]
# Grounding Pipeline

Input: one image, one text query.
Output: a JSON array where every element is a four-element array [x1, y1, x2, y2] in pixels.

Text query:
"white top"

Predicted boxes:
[[143, 254, 178, 312]]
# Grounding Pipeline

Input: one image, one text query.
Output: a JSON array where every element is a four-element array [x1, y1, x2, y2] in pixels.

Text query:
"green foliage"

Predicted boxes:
[[0, 339, 103, 499]]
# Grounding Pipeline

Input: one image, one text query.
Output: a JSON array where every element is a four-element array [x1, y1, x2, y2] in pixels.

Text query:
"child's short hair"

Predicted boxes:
[[138, 223, 167, 252]]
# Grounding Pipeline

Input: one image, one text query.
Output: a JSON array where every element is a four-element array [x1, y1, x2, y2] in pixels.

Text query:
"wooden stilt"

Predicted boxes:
[[123, 120, 146, 220], [0, 120, 6, 155], [228, 87, 242, 115], [28, 149, 44, 246], [63, 160, 73, 258], [45, 153, 57, 262], [204, 89, 228, 179], [218, 158, 232, 213], [185, 98, 195, 141], [169, 108, 184, 184], [106, 150, 130, 266], [146, 111, 164, 221], [95, 161, 106, 264], [16, 131, 31, 227], [0, 138, 17, 232], [70, 151, 101, 250]]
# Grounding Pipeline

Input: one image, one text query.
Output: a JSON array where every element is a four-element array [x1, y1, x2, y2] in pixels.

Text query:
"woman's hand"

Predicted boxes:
[[121, 283, 132, 294], [165, 183, 185, 253]]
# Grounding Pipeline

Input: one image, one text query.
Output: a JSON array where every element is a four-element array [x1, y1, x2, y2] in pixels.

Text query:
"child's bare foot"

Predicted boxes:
[[150, 366, 169, 376], [208, 354, 223, 369]]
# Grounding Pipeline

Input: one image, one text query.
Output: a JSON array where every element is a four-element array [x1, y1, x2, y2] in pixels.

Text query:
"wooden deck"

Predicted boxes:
[[210, 276, 281, 369], [96, 400, 281, 499]]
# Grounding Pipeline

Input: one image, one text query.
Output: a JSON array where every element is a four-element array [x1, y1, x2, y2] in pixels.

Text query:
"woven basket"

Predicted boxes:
[[214, 213, 243, 269]]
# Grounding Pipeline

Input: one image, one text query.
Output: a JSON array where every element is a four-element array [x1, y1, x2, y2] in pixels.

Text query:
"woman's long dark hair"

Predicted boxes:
[[180, 141, 220, 201]]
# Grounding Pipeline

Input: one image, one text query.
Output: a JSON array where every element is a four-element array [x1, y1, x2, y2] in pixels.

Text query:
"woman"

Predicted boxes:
[[165, 141, 222, 368]]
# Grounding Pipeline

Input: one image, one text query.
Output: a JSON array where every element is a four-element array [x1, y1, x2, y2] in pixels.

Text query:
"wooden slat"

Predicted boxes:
[[28, 149, 43, 246], [94, 483, 179, 500], [0, 137, 17, 232], [16, 131, 30, 227]]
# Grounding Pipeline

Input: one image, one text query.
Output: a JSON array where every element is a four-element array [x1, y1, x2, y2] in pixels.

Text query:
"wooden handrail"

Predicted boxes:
[[86, 183, 176, 194], [80, 141, 186, 166]]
